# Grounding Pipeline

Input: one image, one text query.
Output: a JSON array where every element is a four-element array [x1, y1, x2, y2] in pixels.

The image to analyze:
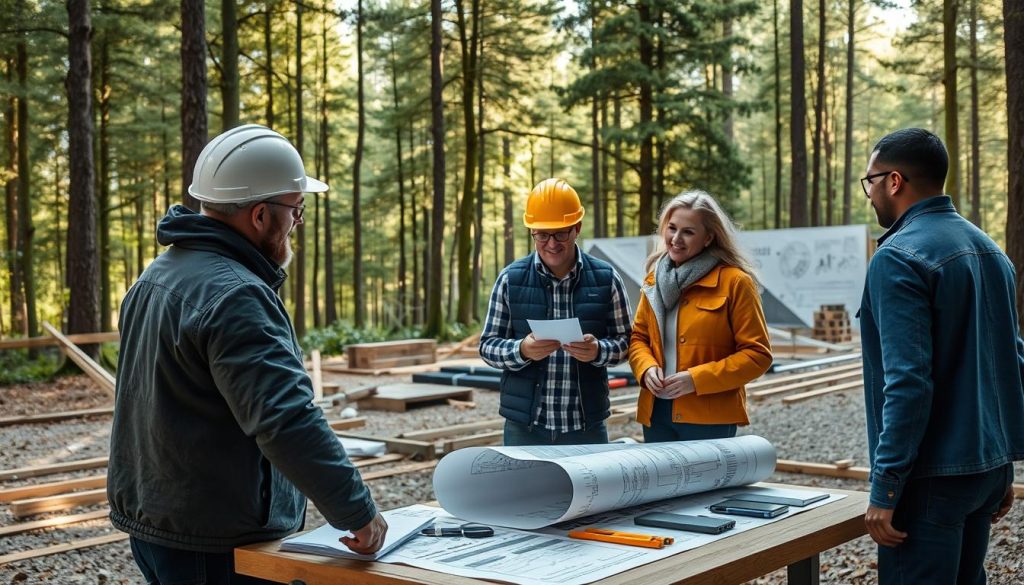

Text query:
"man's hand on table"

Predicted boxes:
[[340, 512, 389, 554]]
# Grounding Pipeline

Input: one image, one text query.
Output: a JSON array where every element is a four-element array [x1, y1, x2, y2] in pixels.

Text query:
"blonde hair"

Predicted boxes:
[[644, 190, 758, 278]]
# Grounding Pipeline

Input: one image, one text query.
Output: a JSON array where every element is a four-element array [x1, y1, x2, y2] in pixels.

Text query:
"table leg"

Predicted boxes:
[[786, 554, 820, 585]]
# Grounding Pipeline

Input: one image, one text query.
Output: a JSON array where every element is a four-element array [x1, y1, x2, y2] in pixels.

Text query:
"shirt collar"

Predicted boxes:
[[533, 245, 583, 281], [877, 195, 955, 246]]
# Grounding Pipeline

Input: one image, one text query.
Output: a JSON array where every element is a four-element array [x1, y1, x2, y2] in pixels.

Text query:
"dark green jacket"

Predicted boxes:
[[108, 205, 375, 553]]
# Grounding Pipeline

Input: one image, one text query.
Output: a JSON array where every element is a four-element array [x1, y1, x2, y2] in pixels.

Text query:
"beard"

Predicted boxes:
[[258, 213, 294, 268]]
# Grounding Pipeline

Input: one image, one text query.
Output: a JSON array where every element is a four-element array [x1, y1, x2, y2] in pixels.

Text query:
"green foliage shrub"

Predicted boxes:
[[0, 349, 61, 385]]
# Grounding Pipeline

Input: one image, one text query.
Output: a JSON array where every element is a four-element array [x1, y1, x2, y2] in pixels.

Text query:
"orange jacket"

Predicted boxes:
[[628, 264, 772, 426]]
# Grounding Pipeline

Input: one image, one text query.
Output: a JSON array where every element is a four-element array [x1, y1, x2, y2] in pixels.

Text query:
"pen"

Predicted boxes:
[[567, 527, 674, 549]]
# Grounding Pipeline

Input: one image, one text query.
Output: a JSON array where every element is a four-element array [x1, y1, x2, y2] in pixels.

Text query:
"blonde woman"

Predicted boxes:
[[628, 191, 772, 442]]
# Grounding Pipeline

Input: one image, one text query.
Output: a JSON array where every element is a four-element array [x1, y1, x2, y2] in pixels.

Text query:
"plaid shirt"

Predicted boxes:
[[479, 248, 632, 432]]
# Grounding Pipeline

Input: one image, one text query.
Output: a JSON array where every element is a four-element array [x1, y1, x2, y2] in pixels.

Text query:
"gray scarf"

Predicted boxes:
[[655, 250, 719, 312]]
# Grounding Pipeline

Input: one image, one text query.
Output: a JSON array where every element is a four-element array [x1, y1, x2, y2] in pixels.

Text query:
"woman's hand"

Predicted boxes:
[[643, 366, 665, 396], [660, 371, 696, 399]]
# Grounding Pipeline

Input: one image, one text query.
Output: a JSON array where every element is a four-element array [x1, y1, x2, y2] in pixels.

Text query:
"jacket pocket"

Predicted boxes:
[[695, 296, 727, 311]]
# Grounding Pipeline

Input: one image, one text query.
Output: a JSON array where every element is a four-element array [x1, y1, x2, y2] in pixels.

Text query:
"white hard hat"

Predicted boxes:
[[188, 124, 328, 204]]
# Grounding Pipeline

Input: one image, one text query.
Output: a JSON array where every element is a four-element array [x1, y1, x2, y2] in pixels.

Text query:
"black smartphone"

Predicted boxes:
[[727, 492, 829, 507], [634, 512, 736, 534], [709, 499, 789, 518]]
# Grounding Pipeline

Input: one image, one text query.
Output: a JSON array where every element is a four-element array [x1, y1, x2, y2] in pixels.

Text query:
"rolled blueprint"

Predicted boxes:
[[433, 435, 776, 529]]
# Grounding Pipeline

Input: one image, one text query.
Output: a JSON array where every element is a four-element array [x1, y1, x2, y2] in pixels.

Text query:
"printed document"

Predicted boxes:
[[526, 318, 584, 344], [279, 506, 432, 561], [433, 435, 777, 529]]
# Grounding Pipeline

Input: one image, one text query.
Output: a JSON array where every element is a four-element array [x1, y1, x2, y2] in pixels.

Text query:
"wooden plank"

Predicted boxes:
[[321, 357, 485, 376], [352, 454, 407, 468], [441, 431, 504, 454], [361, 461, 439, 481], [750, 371, 862, 400], [747, 362, 862, 391], [781, 380, 863, 404], [336, 433, 436, 461], [0, 509, 110, 538], [41, 322, 115, 395], [0, 475, 106, 503], [0, 406, 114, 427], [0, 331, 120, 351], [401, 418, 505, 441], [775, 459, 870, 481], [0, 457, 108, 482], [326, 417, 367, 431], [311, 349, 323, 402], [770, 352, 862, 374], [360, 384, 473, 412], [1015, 483, 1024, 499], [436, 332, 481, 361], [11, 487, 108, 518], [347, 339, 437, 369], [607, 409, 637, 426], [0, 532, 128, 566]]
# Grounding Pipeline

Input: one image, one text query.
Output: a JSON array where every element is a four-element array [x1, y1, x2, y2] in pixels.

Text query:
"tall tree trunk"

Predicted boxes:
[[410, 121, 420, 325], [221, 0, 239, 131], [637, 1, 655, 234], [968, 0, 981, 227], [842, 0, 855, 225], [789, 0, 809, 227], [98, 39, 112, 332], [265, 3, 274, 128], [292, 0, 307, 336], [723, 2, 734, 144], [810, 0, 825, 227], [472, 20, 486, 321], [774, 0, 783, 229], [825, 75, 836, 226], [600, 96, 610, 237], [614, 92, 624, 237], [351, 0, 365, 328], [322, 16, 336, 325], [943, 0, 961, 209], [454, 0, 479, 326], [425, 0, 447, 336], [503, 136, 514, 266], [1005, 0, 1024, 334], [66, 0, 99, 352], [589, 7, 603, 238], [4, 57, 25, 335], [180, 0, 207, 210], [389, 35, 408, 327]]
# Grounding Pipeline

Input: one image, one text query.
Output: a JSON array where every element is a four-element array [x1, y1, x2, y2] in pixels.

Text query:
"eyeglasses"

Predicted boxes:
[[264, 200, 306, 220], [860, 170, 909, 197], [530, 229, 574, 243]]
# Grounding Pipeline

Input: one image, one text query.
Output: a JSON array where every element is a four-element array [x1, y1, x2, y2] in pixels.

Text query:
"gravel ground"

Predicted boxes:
[[1, 369, 1021, 584]]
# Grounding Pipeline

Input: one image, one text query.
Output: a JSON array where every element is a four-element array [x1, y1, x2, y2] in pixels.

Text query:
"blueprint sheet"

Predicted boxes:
[[433, 435, 777, 529], [373, 485, 845, 585]]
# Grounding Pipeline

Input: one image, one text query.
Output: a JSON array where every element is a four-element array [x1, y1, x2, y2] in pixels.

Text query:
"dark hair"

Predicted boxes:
[[871, 128, 948, 190]]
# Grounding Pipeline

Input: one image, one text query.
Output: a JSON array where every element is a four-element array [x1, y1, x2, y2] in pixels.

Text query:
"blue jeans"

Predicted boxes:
[[878, 464, 1013, 585], [642, 398, 737, 442], [129, 537, 278, 585], [503, 420, 608, 446]]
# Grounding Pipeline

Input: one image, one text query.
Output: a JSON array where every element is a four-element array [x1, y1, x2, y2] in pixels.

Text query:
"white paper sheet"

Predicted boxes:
[[279, 506, 433, 561], [433, 435, 777, 530], [526, 318, 584, 344], [339, 436, 387, 457], [377, 485, 845, 585]]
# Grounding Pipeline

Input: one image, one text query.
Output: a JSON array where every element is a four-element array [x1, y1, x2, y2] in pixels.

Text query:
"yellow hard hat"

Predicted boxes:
[[523, 178, 586, 229]]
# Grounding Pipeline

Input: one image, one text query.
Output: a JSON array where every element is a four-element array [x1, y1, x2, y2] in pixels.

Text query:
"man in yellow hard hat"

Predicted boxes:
[[479, 178, 632, 446]]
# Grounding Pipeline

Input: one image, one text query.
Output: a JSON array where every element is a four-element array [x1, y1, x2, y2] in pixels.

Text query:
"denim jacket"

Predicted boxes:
[[859, 196, 1024, 509]]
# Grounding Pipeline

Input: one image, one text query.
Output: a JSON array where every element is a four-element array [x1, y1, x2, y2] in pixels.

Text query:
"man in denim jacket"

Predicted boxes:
[[859, 127, 1024, 584]]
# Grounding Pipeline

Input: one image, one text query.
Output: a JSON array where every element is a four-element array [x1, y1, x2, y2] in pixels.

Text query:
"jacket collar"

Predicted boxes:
[[878, 195, 955, 246]]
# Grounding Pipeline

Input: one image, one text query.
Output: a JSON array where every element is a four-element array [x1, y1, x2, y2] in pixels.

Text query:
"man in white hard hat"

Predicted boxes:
[[107, 125, 387, 584]]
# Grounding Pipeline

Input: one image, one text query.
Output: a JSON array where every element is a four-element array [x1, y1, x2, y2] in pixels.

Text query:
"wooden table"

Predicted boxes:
[[235, 486, 869, 585]]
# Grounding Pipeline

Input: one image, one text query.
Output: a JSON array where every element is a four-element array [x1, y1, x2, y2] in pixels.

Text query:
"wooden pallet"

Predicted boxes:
[[812, 305, 852, 343], [345, 339, 437, 369], [359, 383, 472, 413]]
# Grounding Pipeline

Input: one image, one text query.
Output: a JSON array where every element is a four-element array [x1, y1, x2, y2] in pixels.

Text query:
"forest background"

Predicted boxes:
[[1, 0, 1023, 373]]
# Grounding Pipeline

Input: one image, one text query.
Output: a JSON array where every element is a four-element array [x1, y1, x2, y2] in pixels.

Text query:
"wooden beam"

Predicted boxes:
[[360, 460, 439, 481], [41, 322, 115, 395], [781, 380, 863, 404], [0, 406, 114, 427], [775, 459, 870, 481], [0, 457, 108, 482], [336, 433, 436, 461], [0, 475, 106, 503], [351, 454, 407, 468], [0, 331, 120, 351], [441, 431, 503, 454], [11, 487, 108, 518], [436, 332, 480, 361], [747, 362, 862, 391], [310, 349, 323, 401], [0, 509, 109, 538], [326, 417, 367, 431], [750, 371, 862, 400], [770, 352, 862, 373], [0, 532, 127, 566], [400, 418, 504, 441]]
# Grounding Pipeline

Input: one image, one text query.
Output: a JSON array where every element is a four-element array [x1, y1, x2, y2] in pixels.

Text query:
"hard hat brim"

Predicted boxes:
[[523, 208, 585, 230], [303, 176, 329, 193]]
